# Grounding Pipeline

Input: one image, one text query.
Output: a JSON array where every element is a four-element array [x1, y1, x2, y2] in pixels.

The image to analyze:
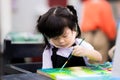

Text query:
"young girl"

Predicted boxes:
[[36, 5, 102, 69]]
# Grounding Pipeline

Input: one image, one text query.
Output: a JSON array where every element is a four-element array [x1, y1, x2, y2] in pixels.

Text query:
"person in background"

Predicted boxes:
[[108, 45, 115, 61], [80, 0, 117, 63], [36, 5, 102, 69]]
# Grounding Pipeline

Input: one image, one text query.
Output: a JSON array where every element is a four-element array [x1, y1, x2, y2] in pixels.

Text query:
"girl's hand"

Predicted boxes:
[[72, 45, 102, 63], [72, 45, 88, 57]]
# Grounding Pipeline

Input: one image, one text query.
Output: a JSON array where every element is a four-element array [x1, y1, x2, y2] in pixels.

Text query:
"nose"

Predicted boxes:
[[58, 38, 65, 43]]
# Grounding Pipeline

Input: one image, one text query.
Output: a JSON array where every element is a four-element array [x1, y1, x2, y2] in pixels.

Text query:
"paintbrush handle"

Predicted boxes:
[[59, 38, 85, 71], [59, 54, 72, 71]]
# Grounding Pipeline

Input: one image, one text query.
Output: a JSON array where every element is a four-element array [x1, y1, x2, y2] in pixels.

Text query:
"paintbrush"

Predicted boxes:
[[59, 38, 85, 71]]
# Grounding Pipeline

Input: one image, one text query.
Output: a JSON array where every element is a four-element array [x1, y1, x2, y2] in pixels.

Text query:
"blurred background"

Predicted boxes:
[[0, 0, 119, 78], [0, 0, 119, 51]]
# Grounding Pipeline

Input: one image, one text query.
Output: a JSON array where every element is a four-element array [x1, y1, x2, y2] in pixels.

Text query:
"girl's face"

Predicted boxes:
[[49, 27, 77, 48]]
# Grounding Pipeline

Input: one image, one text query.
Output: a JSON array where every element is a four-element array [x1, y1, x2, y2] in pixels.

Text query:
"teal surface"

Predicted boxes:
[[38, 66, 112, 80]]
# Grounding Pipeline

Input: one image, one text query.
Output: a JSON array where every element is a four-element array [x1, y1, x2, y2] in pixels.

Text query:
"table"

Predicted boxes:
[[2, 73, 51, 80]]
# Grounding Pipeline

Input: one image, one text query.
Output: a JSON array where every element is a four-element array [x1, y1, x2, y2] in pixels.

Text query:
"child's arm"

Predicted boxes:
[[72, 45, 102, 63]]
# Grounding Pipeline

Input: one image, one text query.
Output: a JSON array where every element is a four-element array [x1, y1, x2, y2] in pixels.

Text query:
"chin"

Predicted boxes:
[[55, 45, 69, 48], [62, 45, 72, 48]]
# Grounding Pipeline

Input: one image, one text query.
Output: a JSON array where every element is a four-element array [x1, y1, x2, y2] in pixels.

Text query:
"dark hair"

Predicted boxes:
[[36, 5, 81, 46]]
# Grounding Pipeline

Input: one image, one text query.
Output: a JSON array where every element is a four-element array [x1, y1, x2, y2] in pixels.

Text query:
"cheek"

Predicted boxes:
[[66, 36, 76, 44], [49, 39, 60, 46], [70, 36, 75, 42], [70, 32, 76, 40], [70, 33, 76, 41]]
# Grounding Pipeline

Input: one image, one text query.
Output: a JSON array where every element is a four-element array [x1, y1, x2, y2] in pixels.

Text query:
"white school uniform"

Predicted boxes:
[[42, 38, 94, 69]]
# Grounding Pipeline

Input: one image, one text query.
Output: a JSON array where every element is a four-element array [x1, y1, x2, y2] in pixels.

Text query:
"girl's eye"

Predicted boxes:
[[53, 37, 59, 40], [63, 35, 68, 38]]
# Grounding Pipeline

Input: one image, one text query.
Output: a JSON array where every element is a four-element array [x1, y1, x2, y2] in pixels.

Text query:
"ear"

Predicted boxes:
[[72, 30, 77, 37]]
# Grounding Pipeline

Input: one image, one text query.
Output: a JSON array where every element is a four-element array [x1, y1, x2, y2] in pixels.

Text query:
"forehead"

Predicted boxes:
[[61, 27, 72, 35]]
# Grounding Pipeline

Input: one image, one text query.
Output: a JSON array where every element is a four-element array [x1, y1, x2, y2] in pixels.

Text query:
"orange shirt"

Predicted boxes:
[[80, 0, 116, 40]]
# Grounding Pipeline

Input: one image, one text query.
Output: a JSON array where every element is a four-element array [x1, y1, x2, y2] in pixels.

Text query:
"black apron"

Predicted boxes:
[[51, 46, 86, 68]]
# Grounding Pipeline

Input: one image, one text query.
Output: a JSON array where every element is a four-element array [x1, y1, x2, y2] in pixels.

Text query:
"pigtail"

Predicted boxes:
[[66, 5, 78, 22], [67, 5, 81, 38], [66, 5, 77, 15]]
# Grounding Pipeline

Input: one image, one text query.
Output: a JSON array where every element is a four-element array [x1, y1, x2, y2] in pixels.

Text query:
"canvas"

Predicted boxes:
[[37, 66, 111, 80]]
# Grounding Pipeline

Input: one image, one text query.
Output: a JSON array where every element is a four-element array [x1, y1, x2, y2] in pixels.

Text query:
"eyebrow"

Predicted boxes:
[[62, 30, 69, 36]]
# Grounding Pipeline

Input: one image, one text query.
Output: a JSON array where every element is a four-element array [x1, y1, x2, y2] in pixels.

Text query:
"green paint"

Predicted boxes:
[[37, 66, 111, 80]]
